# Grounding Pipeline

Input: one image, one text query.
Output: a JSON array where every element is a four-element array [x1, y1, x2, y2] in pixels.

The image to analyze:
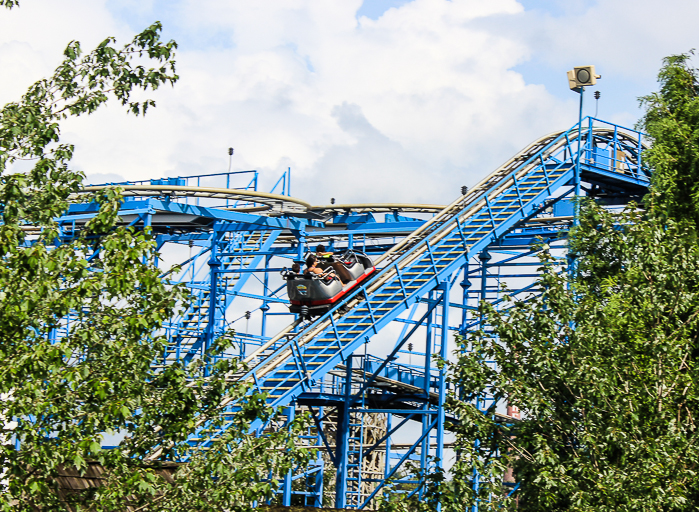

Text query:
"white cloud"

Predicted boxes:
[[2, 0, 695, 206], [0, 0, 129, 104], [513, 0, 699, 79]]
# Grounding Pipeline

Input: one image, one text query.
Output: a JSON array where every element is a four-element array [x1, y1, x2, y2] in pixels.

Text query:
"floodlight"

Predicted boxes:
[[567, 65, 601, 91]]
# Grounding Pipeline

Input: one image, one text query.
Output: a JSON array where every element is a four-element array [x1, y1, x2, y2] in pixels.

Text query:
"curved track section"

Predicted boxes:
[[76, 185, 311, 214], [309, 203, 446, 215], [74, 185, 452, 220]]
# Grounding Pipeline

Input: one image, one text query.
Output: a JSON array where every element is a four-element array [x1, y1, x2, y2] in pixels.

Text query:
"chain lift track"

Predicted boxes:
[[59, 117, 650, 508]]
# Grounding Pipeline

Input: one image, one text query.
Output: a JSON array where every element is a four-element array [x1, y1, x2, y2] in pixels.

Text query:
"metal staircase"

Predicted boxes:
[[164, 230, 281, 362]]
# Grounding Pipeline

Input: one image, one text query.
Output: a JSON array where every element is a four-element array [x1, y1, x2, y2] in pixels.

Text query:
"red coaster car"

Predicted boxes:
[[284, 250, 376, 319]]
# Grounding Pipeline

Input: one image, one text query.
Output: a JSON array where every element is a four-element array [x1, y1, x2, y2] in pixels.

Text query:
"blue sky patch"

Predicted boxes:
[[357, 0, 413, 21]]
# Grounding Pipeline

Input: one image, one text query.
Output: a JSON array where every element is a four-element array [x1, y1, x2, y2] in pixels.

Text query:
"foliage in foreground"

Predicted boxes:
[[443, 53, 699, 511], [0, 3, 312, 510]]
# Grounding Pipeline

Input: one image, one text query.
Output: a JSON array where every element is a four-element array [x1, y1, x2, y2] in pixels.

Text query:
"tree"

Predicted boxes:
[[444, 54, 699, 512], [0, 2, 312, 510]]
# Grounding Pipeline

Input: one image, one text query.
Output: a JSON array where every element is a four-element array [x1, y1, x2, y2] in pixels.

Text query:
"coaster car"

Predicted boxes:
[[283, 250, 376, 318]]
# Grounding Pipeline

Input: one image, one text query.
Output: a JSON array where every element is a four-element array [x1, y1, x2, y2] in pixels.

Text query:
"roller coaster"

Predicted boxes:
[[61, 116, 650, 508]]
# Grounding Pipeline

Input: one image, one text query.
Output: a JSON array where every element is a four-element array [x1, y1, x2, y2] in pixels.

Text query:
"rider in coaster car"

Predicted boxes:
[[305, 254, 325, 277], [316, 244, 333, 260]]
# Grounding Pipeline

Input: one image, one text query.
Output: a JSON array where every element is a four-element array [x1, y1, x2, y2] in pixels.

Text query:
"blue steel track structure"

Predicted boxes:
[[61, 117, 650, 508]]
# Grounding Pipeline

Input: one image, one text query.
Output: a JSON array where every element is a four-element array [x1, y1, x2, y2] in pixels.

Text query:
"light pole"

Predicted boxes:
[[566, 65, 601, 223]]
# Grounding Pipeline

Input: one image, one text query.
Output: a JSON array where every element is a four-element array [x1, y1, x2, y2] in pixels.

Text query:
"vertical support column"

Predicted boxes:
[[571, 91, 585, 279], [472, 439, 481, 512], [574, 86, 585, 225], [459, 264, 471, 334], [384, 412, 392, 482], [205, 224, 222, 367], [283, 405, 295, 507], [420, 290, 434, 498], [335, 356, 353, 509], [143, 210, 153, 265], [313, 460, 324, 507], [260, 254, 271, 341], [297, 231, 307, 263], [478, 251, 491, 335], [435, 280, 449, 512], [313, 409, 325, 508], [473, 254, 490, 512], [295, 231, 307, 322]]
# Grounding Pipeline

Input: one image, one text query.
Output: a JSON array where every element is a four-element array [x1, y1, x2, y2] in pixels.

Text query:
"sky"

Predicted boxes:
[[1, 0, 697, 206]]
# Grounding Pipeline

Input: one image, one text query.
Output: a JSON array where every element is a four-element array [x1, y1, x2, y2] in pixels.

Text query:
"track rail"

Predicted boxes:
[[74, 185, 311, 214]]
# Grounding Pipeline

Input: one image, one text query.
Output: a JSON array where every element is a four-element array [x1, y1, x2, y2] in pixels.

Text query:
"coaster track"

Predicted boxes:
[[225, 123, 648, 417], [63, 117, 650, 508]]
